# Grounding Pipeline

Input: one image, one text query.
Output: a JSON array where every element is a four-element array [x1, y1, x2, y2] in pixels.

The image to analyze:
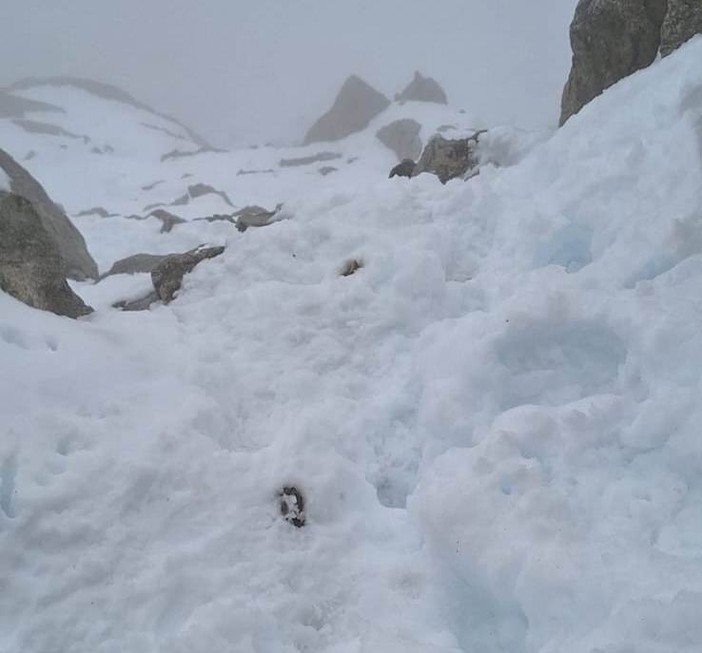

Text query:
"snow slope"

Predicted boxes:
[[2, 39, 702, 652]]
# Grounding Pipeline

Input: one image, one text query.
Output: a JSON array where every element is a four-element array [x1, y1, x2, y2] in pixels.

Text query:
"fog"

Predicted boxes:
[[0, 0, 578, 147]]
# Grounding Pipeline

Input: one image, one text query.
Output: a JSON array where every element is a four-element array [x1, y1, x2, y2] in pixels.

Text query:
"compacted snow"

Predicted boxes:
[[2, 39, 702, 652]]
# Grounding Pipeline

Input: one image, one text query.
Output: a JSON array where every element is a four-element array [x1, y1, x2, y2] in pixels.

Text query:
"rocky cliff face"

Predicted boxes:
[[0, 148, 98, 280], [303, 75, 390, 145], [560, 0, 702, 125], [660, 0, 702, 56], [559, 0, 667, 126]]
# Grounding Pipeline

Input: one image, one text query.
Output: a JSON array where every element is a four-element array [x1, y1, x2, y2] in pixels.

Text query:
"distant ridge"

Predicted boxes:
[[7, 76, 212, 150]]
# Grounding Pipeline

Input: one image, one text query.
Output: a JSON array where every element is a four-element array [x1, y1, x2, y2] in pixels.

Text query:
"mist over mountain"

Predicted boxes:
[[0, 0, 577, 146]]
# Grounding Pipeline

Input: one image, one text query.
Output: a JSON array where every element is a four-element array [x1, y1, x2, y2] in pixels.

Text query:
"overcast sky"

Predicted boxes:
[[0, 0, 578, 147]]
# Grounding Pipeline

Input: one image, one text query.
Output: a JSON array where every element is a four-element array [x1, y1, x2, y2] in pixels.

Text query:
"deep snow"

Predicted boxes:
[[2, 38, 702, 653]]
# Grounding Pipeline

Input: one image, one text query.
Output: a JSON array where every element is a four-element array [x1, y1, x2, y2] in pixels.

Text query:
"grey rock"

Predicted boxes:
[[395, 71, 448, 104], [0, 148, 98, 280], [660, 0, 702, 56], [318, 166, 338, 176], [304, 75, 390, 145], [234, 205, 281, 232], [389, 159, 417, 179], [187, 183, 232, 206], [0, 192, 92, 318], [76, 206, 115, 218], [376, 119, 423, 161], [193, 214, 237, 224], [113, 291, 159, 312], [149, 209, 186, 233], [151, 246, 225, 303], [413, 132, 484, 184], [101, 253, 173, 279], [560, 0, 667, 125]]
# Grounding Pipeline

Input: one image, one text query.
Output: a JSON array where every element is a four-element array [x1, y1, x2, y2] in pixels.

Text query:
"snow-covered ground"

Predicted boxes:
[[2, 38, 702, 652]]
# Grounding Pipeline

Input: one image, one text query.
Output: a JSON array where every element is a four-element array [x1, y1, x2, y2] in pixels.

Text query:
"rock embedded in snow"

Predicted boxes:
[[560, 0, 667, 125], [279, 486, 305, 528], [413, 133, 482, 184], [0, 192, 92, 317], [0, 148, 98, 280], [303, 75, 390, 145], [376, 118, 423, 161], [148, 208, 186, 233], [101, 253, 174, 279], [389, 158, 417, 179], [234, 205, 281, 232], [151, 246, 225, 303], [394, 71, 448, 104], [660, 0, 702, 56]]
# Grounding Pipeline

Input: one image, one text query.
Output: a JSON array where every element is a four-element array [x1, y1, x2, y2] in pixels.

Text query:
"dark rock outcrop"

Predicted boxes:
[[376, 119, 423, 161], [559, 0, 667, 125], [395, 71, 448, 104], [0, 192, 92, 317], [304, 75, 390, 145], [389, 159, 417, 179], [660, 0, 702, 56], [0, 148, 98, 280], [413, 132, 483, 184]]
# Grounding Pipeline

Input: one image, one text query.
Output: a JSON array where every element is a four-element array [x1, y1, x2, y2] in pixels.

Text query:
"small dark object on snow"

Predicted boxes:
[[279, 486, 305, 527], [339, 258, 363, 277], [389, 158, 416, 179]]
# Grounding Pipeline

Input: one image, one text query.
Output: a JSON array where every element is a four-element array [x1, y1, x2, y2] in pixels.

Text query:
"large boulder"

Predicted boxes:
[[0, 148, 98, 280], [394, 71, 448, 104], [413, 133, 483, 184], [303, 75, 390, 145], [660, 0, 702, 56], [559, 0, 667, 125], [376, 119, 423, 161], [0, 192, 92, 317]]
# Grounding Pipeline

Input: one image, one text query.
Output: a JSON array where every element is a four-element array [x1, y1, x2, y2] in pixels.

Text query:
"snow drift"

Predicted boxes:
[[1, 38, 702, 653]]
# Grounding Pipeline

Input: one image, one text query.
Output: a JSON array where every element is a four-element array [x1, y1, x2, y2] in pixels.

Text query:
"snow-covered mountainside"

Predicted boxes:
[[0, 76, 504, 276], [2, 38, 702, 652]]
